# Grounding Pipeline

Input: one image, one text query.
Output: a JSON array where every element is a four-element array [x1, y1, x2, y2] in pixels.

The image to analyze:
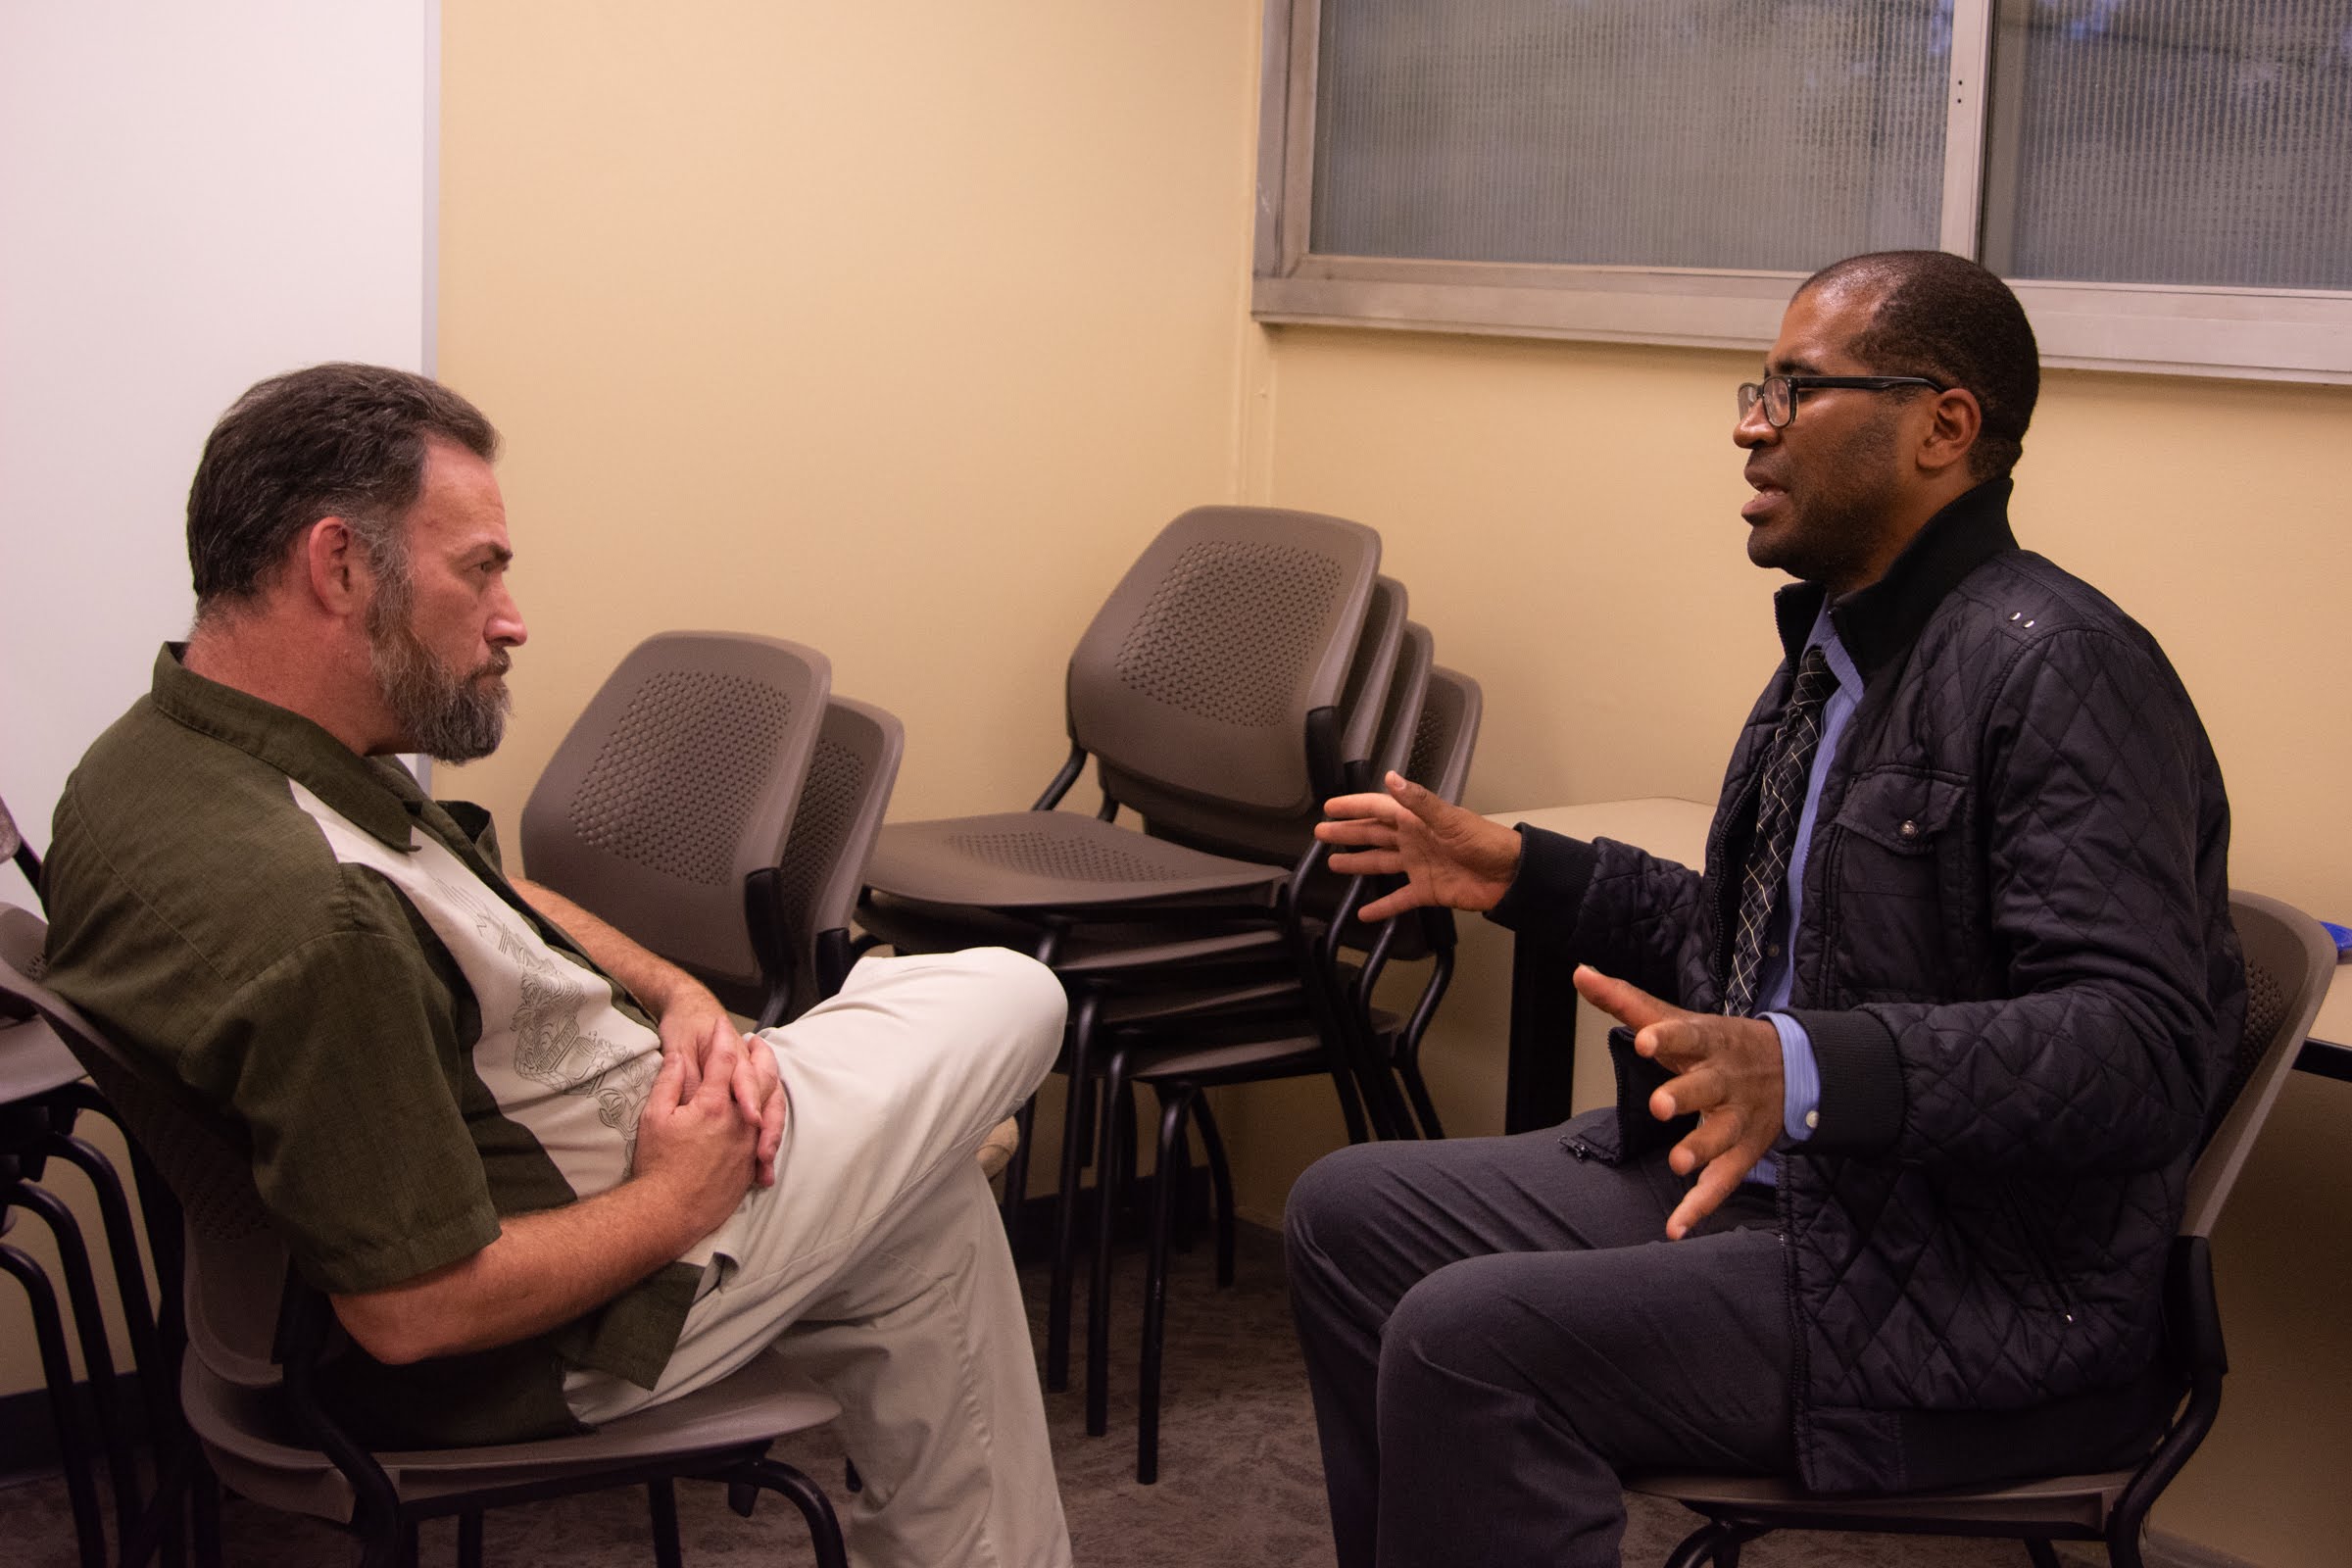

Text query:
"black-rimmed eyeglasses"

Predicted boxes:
[[1736, 373, 1947, 429]]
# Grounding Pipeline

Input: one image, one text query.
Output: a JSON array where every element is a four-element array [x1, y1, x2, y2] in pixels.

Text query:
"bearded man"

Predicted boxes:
[[40, 364, 1074, 1568]]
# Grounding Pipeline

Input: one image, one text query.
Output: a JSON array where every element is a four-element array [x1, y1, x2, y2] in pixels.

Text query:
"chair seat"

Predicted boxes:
[[1623, 1467, 2132, 1535], [185, 1348, 843, 1521], [1, 1014, 87, 1104], [865, 812, 1288, 909]]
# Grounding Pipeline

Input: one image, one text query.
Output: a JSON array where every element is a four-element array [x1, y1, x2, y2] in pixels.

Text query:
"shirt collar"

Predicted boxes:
[[1771, 476, 2020, 678], [148, 644, 427, 853]]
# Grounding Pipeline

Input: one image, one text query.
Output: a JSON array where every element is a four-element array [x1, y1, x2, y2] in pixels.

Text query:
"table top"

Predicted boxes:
[[1492, 796, 2349, 1054]]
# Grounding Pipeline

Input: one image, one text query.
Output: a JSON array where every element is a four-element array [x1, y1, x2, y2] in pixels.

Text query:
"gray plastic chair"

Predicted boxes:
[[1625, 889, 2334, 1568], [520, 631, 831, 1026], [1104, 664, 1485, 1483], [765, 695, 904, 1022], [859, 504, 1383, 926], [1, 903, 848, 1568]]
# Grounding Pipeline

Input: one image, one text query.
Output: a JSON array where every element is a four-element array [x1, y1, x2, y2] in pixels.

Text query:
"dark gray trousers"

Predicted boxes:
[[1285, 1110, 1795, 1568]]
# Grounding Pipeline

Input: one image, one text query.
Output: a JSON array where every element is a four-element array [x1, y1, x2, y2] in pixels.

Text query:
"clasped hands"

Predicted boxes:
[[1318, 771, 1784, 1238], [635, 994, 785, 1235]]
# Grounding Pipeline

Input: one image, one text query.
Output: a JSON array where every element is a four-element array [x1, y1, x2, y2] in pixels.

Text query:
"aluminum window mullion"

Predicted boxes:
[[1938, 0, 1994, 257]]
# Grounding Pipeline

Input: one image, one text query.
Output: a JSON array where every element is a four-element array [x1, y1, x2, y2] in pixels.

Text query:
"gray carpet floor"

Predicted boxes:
[[1, 1220, 2083, 1566]]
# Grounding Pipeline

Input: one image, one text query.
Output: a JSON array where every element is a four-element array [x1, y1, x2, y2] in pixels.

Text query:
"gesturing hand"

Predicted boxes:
[[1573, 964, 1786, 1241], [634, 1032, 758, 1244], [1313, 771, 1522, 922]]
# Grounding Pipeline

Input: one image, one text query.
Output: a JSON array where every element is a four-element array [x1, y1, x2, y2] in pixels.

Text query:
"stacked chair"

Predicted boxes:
[[1102, 661, 1484, 1482], [2, 805, 177, 1568], [855, 504, 1484, 1466]]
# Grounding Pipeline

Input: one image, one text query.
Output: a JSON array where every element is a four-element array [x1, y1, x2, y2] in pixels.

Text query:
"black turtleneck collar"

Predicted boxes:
[[1771, 476, 2019, 679]]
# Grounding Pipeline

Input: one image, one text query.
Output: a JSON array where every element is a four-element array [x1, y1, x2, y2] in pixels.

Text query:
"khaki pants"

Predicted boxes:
[[566, 948, 1071, 1568]]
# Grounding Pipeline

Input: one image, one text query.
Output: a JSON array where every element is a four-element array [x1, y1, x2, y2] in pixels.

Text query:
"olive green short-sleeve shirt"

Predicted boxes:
[[41, 647, 701, 1446]]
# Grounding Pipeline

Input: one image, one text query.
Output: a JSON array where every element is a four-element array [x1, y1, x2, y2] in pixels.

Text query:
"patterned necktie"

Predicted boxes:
[[1722, 645, 1838, 1017]]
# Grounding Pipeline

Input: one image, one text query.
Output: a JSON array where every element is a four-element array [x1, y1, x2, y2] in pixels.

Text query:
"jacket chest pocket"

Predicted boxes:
[[1824, 766, 1972, 996]]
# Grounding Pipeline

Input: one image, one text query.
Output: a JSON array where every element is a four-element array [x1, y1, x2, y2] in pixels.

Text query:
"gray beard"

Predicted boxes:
[[368, 595, 511, 764]]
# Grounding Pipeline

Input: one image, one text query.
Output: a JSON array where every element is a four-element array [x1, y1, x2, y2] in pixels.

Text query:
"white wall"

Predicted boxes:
[[0, 0, 435, 1400], [0, 0, 435, 906]]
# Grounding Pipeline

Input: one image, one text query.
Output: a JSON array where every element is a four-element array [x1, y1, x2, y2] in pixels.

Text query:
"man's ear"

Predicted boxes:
[[1916, 387, 1983, 477], [301, 516, 366, 616]]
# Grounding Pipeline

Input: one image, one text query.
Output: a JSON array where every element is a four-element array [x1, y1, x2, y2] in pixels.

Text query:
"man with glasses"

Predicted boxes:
[[1291, 251, 2241, 1567]]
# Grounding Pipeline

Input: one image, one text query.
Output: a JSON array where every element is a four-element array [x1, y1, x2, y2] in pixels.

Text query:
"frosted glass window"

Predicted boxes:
[[1986, 0, 2352, 289], [1309, 0, 1953, 271]]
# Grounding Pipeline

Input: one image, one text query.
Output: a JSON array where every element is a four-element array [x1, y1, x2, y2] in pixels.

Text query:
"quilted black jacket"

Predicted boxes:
[[1493, 478, 2243, 1494]]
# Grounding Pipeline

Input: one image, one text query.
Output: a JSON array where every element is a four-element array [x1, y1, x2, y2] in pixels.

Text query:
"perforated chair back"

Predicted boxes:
[[1403, 663, 1482, 808], [766, 696, 904, 1020], [1067, 506, 1380, 824], [2185, 891, 2332, 1237], [520, 632, 830, 996], [0, 904, 287, 1390]]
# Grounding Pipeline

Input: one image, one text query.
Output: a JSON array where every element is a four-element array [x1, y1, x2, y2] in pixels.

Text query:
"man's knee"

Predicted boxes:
[[1380, 1259, 1522, 1396], [948, 945, 1066, 1080], [1284, 1142, 1400, 1285]]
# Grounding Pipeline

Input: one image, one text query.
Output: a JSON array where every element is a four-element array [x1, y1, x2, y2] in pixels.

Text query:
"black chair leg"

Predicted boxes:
[[1397, 1054, 1445, 1141], [1168, 1117, 1197, 1255], [1047, 992, 1100, 1394], [457, 1509, 485, 1568], [647, 1479, 680, 1568], [2024, 1540, 2063, 1568], [742, 1456, 849, 1568], [1664, 1520, 1761, 1568], [189, 1447, 224, 1568], [16, 1180, 143, 1547], [1191, 1097, 1237, 1289], [2, 1240, 104, 1568], [1138, 1084, 1193, 1485], [1086, 1047, 1134, 1438]]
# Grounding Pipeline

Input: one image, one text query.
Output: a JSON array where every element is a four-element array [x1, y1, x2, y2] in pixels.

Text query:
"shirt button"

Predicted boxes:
[[1804, 1109, 1820, 1130], [1765, 942, 1782, 958], [1898, 819, 1920, 839]]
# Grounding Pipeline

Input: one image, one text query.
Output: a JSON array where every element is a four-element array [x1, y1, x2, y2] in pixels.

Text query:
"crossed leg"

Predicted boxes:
[[566, 947, 1071, 1568]]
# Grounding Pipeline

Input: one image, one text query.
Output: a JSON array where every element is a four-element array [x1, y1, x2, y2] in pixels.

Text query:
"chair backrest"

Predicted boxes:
[[1404, 664, 1483, 808], [2181, 890, 2334, 1238], [1365, 621, 1437, 787], [520, 632, 830, 994], [1335, 576, 1408, 775], [0, 904, 289, 1391], [1067, 506, 1381, 822], [764, 695, 904, 1021]]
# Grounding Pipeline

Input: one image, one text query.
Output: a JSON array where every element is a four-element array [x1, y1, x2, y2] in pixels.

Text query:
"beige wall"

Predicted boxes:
[[434, 0, 1267, 833]]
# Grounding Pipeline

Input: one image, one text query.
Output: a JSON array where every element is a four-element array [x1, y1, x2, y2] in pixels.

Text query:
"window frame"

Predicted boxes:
[[1251, 0, 2352, 384]]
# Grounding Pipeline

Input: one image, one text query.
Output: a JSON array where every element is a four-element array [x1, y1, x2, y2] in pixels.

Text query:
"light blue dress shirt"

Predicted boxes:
[[1745, 605, 1858, 1185]]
